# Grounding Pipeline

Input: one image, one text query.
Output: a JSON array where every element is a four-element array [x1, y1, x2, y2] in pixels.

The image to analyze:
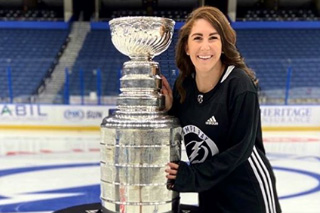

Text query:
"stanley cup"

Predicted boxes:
[[100, 17, 181, 213]]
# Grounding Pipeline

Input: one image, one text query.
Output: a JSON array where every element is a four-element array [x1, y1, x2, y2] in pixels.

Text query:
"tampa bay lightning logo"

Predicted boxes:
[[186, 140, 211, 163], [182, 125, 219, 164]]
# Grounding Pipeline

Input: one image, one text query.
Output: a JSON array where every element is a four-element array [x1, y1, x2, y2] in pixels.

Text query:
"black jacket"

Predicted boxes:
[[169, 66, 281, 213]]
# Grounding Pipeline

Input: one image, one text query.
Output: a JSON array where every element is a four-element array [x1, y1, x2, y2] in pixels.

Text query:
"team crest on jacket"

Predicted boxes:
[[182, 125, 219, 164]]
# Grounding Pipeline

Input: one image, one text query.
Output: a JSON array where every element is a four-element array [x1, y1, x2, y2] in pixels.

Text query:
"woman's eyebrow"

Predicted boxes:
[[190, 32, 219, 37], [190, 33, 203, 37], [209, 32, 219, 36]]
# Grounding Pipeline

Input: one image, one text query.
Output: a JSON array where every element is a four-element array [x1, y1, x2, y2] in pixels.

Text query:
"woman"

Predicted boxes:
[[163, 6, 282, 213]]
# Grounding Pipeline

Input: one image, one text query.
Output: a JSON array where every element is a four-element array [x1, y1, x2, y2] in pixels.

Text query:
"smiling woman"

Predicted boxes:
[[162, 6, 282, 213]]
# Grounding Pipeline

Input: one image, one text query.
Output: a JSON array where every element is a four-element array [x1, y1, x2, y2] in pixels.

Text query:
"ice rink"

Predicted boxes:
[[0, 130, 319, 213]]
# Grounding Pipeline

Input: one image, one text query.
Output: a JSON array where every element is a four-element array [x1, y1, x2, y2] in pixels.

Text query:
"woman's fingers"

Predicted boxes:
[[161, 75, 172, 94], [167, 162, 179, 169], [166, 174, 177, 180], [165, 162, 179, 179], [165, 169, 177, 180], [161, 75, 173, 111], [165, 168, 178, 175]]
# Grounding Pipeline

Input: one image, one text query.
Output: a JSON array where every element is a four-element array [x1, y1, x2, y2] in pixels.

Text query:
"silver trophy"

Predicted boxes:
[[100, 17, 181, 213]]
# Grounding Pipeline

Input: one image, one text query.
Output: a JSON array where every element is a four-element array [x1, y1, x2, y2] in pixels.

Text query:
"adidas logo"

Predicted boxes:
[[206, 116, 218, 125]]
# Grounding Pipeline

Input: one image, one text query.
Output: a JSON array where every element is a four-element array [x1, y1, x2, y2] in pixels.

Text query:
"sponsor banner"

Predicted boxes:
[[0, 104, 319, 130], [260, 105, 320, 127], [0, 104, 116, 128]]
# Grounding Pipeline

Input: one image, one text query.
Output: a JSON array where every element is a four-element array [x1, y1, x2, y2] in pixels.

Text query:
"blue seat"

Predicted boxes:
[[0, 29, 68, 101], [61, 29, 180, 97]]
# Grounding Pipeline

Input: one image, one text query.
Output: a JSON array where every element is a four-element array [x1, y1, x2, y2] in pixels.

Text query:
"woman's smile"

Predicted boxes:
[[197, 55, 213, 60]]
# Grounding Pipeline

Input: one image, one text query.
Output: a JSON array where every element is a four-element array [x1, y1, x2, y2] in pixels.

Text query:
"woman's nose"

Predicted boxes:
[[200, 41, 211, 50]]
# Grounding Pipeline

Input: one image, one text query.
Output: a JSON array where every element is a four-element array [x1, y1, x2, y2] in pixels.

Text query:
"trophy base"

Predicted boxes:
[[101, 197, 179, 213], [53, 203, 200, 213]]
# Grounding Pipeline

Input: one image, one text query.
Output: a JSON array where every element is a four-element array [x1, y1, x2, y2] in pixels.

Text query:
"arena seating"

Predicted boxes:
[[238, 9, 319, 22], [66, 30, 125, 97], [0, 29, 69, 102], [236, 29, 320, 103], [64, 29, 179, 97], [0, 9, 63, 21], [0, 5, 319, 104], [100, 9, 190, 22], [66, 27, 319, 104], [1, 26, 318, 104]]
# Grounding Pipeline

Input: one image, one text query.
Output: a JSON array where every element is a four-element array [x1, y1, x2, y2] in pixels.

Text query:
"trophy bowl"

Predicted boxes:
[[109, 16, 175, 60]]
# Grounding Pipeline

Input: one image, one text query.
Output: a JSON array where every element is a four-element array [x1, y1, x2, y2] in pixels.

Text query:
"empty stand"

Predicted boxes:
[[238, 9, 319, 22], [236, 29, 320, 104], [63, 29, 179, 100], [68, 27, 320, 104], [1, 21, 319, 105], [0, 9, 63, 21], [0, 29, 68, 102]]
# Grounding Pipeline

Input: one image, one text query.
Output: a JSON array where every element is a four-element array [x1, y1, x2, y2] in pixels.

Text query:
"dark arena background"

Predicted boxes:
[[0, 0, 320, 213]]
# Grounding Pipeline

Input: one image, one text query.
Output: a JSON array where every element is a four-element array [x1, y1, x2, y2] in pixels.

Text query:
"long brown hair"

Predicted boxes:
[[175, 6, 257, 103]]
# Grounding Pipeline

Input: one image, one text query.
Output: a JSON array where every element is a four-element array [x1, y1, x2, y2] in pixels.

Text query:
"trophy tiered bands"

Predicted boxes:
[[100, 17, 181, 213]]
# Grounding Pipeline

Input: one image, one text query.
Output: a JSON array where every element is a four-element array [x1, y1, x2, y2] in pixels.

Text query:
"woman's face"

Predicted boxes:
[[185, 18, 223, 75]]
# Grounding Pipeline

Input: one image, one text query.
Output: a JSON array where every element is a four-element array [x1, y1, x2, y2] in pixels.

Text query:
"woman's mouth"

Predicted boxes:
[[197, 55, 213, 60]]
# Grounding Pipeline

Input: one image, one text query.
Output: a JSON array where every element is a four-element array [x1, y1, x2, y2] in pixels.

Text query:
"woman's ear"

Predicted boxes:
[[185, 45, 189, 55]]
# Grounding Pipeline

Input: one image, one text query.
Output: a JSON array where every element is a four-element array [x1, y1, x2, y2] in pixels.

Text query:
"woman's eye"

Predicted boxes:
[[194, 37, 202, 40], [209, 36, 218, 40]]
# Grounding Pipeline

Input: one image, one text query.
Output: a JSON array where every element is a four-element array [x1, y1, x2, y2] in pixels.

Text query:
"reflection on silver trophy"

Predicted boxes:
[[100, 17, 182, 213]]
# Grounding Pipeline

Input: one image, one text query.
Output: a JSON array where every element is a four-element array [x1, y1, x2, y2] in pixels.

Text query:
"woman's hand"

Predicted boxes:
[[165, 162, 179, 180], [161, 75, 173, 111]]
